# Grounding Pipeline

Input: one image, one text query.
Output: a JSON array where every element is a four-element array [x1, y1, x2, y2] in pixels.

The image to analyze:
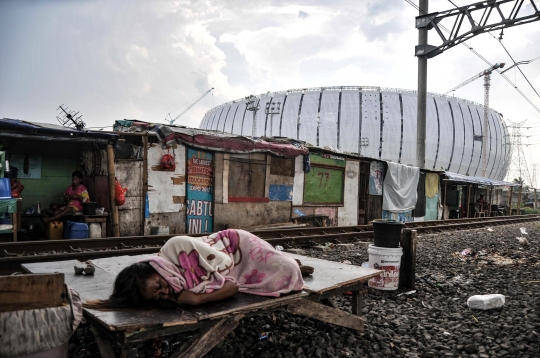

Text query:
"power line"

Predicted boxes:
[[446, 0, 540, 100], [404, 0, 540, 114]]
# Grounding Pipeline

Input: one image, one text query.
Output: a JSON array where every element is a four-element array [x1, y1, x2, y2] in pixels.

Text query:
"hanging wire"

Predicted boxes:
[[446, 0, 540, 99], [404, 0, 540, 114]]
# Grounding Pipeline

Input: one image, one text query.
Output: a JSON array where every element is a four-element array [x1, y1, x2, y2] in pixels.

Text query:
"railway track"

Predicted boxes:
[[1, 215, 537, 274]]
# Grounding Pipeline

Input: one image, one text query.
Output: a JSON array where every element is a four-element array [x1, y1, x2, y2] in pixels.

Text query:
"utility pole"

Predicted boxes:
[[416, 0, 428, 169], [245, 95, 261, 137], [265, 101, 281, 137], [482, 74, 490, 177]]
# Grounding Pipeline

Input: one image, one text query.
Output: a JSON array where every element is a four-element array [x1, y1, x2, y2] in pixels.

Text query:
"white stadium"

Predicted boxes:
[[199, 86, 510, 180]]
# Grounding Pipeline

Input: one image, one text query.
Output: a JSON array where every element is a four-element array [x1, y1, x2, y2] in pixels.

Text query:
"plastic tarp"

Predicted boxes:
[[382, 162, 420, 213], [114, 121, 309, 158], [1, 118, 119, 145], [443, 172, 519, 187]]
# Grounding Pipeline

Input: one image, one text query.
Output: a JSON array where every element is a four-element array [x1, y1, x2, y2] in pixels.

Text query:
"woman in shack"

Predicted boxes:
[[86, 229, 313, 308], [44, 170, 89, 223]]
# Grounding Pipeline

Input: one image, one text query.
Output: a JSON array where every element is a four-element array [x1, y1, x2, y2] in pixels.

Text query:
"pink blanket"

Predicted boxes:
[[141, 229, 304, 297]]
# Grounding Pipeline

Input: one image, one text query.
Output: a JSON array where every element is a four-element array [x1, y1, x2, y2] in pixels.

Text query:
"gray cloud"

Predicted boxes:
[[298, 10, 309, 19]]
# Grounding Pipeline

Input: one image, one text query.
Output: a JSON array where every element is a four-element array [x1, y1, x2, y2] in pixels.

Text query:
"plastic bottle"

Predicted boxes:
[[35, 201, 41, 215], [467, 294, 505, 310], [258, 332, 271, 341]]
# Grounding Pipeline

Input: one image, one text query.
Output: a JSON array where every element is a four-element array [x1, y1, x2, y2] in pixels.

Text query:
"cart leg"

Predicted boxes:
[[172, 315, 244, 358], [92, 325, 116, 358]]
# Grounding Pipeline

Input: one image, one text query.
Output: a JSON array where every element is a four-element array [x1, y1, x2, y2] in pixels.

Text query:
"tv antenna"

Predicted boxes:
[[56, 104, 86, 130]]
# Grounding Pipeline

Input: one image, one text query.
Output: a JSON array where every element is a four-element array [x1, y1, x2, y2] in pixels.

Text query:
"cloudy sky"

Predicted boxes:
[[1, 0, 539, 182]]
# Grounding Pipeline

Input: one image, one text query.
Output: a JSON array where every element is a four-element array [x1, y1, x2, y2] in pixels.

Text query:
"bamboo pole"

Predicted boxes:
[[508, 187, 513, 216], [107, 142, 120, 237], [141, 134, 148, 236]]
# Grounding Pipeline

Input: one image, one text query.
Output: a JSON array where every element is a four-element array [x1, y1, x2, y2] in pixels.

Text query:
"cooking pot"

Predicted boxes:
[[83, 202, 97, 215]]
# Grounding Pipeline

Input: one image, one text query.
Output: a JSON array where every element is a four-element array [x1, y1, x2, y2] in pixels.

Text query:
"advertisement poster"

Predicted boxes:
[[186, 148, 213, 234]]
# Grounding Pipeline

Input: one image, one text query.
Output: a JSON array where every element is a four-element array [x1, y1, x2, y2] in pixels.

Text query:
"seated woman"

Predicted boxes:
[[44, 171, 89, 223], [85, 229, 313, 308]]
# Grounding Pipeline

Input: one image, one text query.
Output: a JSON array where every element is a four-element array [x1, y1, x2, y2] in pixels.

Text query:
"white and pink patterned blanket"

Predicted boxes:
[[141, 229, 304, 297]]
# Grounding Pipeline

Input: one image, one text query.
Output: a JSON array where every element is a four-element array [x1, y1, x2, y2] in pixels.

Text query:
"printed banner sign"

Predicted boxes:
[[186, 148, 213, 233]]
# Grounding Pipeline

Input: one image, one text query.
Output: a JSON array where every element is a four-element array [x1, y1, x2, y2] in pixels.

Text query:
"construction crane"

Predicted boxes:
[[166, 87, 214, 125], [444, 63, 505, 177]]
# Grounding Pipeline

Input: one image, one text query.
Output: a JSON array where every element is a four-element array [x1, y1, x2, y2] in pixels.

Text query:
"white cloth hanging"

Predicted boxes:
[[382, 162, 420, 213]]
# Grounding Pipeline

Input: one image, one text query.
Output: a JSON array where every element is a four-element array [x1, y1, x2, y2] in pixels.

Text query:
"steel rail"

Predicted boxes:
[[1, 215, 534, 254], [1, 215, 537, 274]]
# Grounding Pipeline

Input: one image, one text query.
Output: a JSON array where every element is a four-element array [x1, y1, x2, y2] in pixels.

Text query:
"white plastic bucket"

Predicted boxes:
[[89, 223, 102, 238], [368, 244, 403, 291]]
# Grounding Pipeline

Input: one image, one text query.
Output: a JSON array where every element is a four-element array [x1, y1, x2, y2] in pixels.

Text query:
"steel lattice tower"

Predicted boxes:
[[505, 120, 533, 186]]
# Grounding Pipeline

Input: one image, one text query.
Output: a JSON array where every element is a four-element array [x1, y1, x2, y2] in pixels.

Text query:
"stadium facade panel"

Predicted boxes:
[[199, 86, 510, 180]]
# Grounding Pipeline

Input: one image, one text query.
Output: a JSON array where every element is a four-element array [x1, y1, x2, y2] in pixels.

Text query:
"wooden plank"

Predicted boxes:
[[0, 273, 64, 312], [172, 315, 244, 358], [288, 300, 364, 331], [288, 254, 383, 294], [187, 292, 307, 321]]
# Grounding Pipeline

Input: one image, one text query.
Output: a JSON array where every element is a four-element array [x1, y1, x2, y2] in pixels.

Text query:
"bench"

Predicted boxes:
[[22, 253, 382, 358]]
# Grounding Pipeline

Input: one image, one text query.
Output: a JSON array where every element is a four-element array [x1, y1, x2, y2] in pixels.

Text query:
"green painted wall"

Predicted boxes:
[[310, 153, 346, 167], [4, 138, 87, 213], [304, 166, 344, 204], [19, 156, 77, 212]]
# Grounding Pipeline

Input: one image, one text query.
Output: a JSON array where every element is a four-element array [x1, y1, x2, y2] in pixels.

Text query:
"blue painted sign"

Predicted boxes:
[[382, 210, 413, 222], [269, 184, 293, 201], [186, 148, 213, 234]]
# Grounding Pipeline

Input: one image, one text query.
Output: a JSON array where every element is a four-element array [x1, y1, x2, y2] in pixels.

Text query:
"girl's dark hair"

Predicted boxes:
[[72, 170, 83, 180], [84, 262, 156, 310]]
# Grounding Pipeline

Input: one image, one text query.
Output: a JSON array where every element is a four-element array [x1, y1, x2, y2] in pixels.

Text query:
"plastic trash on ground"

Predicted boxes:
[[486, 228, 494, 232], [520, 227, 528, 235], [516, 237, 530, 245], [274, 245, 284, 251], [467, 294, 505, 310]]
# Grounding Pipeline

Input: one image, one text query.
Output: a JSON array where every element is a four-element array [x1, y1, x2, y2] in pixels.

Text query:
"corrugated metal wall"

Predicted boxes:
[[200, 87, 510, 180]]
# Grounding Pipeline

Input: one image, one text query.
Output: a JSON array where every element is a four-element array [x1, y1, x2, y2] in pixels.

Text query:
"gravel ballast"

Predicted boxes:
[[69, 222, 540, 357]]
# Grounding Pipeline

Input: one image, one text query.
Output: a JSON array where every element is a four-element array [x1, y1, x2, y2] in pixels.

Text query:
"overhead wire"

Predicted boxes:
[[447, 0, 540, 99], [404, 0, 540, 114]]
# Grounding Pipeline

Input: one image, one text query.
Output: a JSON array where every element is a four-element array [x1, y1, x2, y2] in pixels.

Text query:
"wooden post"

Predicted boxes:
[[508, 186, 513, 216], [488, 186, 493, 216], [442, 181, 447, 219], [467, 185, 471, 218], [107, 142, 120, 237], [399, 229, 417, 291], [517, 185, 522, 215], [141, 134, 148, 236]]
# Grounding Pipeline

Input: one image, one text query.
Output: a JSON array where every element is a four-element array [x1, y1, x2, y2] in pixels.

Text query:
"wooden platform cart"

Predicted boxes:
[[22, 254, 382, 358]]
